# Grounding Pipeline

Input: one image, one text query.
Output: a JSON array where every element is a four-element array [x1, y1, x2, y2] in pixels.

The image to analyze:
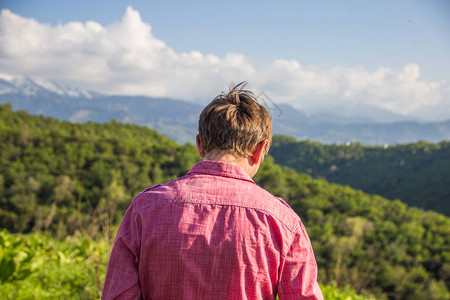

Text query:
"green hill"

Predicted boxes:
[[269, 135, 450, 216], [0, 103, 199, 234], [0, 104, 449, 299]]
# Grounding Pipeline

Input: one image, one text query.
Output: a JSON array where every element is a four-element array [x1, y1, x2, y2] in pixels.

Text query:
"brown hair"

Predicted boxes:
[[198, 82, 273, 158]]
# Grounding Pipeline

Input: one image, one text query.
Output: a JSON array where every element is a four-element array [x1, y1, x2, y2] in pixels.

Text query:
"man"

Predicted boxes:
[[102, 83, 323, 299]]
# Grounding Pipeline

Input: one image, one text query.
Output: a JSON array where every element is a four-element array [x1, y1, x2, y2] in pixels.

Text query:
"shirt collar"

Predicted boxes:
[[187, 160, 255, 184]]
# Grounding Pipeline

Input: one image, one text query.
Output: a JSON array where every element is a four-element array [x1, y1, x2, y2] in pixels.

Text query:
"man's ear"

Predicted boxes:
[[196, 135, 206, 158], [252, 140, 268, 165]]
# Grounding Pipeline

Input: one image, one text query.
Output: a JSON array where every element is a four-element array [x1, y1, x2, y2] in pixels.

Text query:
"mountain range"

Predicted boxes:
[[1, 74, 449, 145]]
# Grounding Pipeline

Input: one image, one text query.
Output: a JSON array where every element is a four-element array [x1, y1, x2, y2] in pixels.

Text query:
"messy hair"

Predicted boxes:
[[198, 82, 273, 158]]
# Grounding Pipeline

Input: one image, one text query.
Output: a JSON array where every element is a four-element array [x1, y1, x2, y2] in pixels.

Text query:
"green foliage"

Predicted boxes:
[[0, 232, 35, 283], [320, 282, 375, 300], [0, 229, 108, 299], [269, 134, 450, 216]]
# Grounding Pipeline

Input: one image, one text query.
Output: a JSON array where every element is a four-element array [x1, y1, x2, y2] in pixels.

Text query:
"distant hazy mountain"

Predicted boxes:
[[270, 104, 450, 145], [1, 75, 449, 145], [308, 102, 415, 124]]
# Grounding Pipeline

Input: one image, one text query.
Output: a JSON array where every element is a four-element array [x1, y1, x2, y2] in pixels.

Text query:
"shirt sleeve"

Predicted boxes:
[[102, 203, 142, 300], [278, 221, 324, 300]]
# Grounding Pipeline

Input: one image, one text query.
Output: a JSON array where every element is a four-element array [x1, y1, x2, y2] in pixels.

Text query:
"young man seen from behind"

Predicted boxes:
[[102, 82, 323, 299]]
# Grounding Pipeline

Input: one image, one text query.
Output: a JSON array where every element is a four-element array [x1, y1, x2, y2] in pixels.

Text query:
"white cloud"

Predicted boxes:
[[0, 7, 448, 121], [259, 62, 447, 118], [0, 7, 255, 99]]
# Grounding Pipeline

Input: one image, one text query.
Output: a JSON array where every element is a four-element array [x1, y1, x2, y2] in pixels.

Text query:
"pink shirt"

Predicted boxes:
[[102, 161, 323, 300]]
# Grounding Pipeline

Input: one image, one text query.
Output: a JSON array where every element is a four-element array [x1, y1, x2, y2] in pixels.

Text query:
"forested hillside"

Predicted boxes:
[[269, 135, 450, 216], [0, 103, 199, 236], [1, 103, 449, 299]]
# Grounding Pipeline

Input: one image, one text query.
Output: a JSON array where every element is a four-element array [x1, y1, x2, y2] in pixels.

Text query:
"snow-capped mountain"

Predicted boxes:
[[0, 73, 93, 98]]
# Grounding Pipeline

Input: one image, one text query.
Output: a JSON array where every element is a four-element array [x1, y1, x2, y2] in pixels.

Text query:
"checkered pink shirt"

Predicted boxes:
[[102, 161, 323, 299]]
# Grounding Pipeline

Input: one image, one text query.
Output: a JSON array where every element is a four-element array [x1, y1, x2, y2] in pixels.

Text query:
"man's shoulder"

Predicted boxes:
[[248, 183, 301, 231]]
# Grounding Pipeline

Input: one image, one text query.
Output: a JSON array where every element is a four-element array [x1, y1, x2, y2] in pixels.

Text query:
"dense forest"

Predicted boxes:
[[269, 135, 450, 216], [1, 103, 449, 299]]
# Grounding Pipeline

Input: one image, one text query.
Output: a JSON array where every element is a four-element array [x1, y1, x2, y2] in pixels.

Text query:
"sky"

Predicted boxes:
[[0, 0, 449, 121]]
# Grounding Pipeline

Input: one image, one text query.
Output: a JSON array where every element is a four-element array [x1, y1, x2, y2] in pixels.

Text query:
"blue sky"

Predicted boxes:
[[1, 0, 449, 120]]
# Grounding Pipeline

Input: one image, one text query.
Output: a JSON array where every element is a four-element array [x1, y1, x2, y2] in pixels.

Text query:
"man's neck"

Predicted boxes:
[[204, 151, 257, 177]]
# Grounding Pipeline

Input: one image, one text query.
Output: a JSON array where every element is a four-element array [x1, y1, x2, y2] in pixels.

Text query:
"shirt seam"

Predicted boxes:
[[133, 199, 299, 235]]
